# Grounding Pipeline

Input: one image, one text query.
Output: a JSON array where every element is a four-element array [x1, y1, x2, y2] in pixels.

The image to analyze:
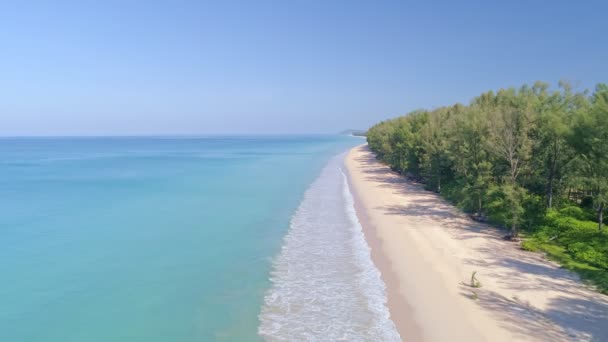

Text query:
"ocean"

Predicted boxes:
[[0, 136, 398, 341]]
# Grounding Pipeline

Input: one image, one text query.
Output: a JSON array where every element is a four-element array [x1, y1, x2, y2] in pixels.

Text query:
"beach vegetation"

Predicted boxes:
[[367, 81, 608, 293], [470, 271, 482, 288]]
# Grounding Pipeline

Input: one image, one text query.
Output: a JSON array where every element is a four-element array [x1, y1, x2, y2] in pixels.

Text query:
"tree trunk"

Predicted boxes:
[[599, 202, 605, 231], [546, 140, 559, 209], [435, 156, 441, 193], [511, 220, 518, 238], [547, 180, 554, 209], [437, 173, 441, 193], [511, 203, 519, 238], [398, 155, 402, 174]]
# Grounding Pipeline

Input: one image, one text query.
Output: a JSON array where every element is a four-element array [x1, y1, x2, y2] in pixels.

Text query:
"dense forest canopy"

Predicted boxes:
[[366, 81, 608, 292]]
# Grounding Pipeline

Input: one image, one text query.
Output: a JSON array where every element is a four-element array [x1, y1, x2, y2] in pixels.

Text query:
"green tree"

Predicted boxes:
[[419, 107, 454, 192], [449, 107, 492, 214], [484, 88, 535, 237], [571, 84, 608, 230], [534, 81, 587, 208]]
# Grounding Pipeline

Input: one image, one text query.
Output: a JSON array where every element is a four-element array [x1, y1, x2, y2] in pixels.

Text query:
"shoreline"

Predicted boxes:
[[259, 151, 402, 340], [344, 151, 425, 341], [344, 144, 608, 341]]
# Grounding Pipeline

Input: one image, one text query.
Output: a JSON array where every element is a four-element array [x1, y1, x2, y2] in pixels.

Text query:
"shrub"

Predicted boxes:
[[559, 205, 593, 221], [534, 209, 608, 270], [567, 242, 608, 268], [521, 239, 541, 252]]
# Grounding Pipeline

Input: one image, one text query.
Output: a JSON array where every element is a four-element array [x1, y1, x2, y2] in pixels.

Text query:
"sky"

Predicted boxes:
[[1, 0, 607, 136]]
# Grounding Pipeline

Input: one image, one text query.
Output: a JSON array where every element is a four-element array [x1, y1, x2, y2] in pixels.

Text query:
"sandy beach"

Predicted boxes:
[[345, 144, 608, 341]]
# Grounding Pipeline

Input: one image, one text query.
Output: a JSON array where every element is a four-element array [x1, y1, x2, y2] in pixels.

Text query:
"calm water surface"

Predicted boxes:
[[0, 136, 361, 341]]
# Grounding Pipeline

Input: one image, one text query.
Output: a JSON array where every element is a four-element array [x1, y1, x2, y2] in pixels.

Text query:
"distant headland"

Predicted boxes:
[[339, 129, 367, 137]]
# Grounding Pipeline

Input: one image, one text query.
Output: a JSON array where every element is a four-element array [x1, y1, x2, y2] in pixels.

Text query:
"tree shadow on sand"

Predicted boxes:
[[463, 285, 608, 341]]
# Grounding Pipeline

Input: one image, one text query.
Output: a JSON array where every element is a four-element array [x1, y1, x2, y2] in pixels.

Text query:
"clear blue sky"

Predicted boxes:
[[1, 0, 607, 135]]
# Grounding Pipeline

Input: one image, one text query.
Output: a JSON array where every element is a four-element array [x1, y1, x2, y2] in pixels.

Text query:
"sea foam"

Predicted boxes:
[[259, 153, 400, 341]]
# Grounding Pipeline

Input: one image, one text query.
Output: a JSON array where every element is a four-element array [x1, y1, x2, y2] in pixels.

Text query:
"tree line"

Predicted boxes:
[[366, 82, 608, 289]]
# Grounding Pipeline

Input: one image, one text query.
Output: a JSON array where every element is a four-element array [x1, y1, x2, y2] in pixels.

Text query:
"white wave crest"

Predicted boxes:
[[258, 153, 400, 341]]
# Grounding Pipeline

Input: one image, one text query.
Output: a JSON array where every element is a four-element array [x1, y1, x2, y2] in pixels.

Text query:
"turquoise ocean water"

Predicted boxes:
[[0, 136, 366, 341]]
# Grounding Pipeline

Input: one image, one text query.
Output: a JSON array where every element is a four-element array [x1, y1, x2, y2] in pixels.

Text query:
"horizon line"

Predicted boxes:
[[0, 132, 354, 139]]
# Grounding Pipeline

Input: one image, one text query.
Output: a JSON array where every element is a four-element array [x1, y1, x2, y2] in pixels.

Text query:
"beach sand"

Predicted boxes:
[[345, 144, 608, 341]]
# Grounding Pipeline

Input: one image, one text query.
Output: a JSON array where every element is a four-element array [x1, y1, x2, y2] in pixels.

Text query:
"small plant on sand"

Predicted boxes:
[[471, 291, 478, 300], [470, 271, 482, 288], [460, 271, 483, 288]]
